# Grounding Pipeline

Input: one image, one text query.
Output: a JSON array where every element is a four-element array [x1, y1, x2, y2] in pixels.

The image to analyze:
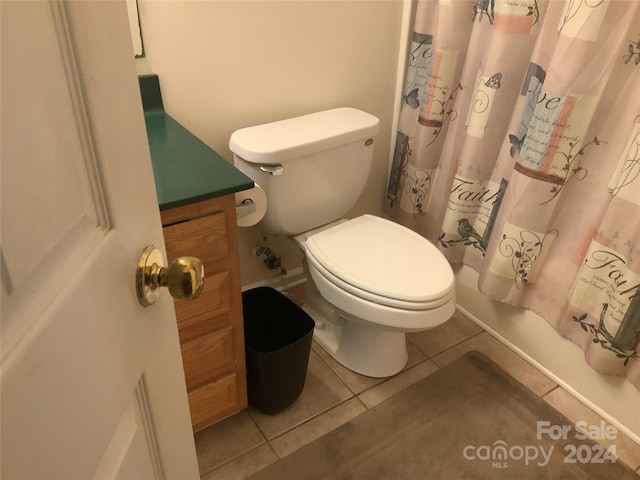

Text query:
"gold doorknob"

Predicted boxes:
[[136, 246, 205, 307]]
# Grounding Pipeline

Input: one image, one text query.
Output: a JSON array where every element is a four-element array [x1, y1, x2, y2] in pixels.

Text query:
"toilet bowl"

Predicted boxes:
[[294, 214, 455, 377], [229, 108, 456, 378]]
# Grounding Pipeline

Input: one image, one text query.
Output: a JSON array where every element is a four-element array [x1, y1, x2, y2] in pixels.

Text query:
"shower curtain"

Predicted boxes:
[[385, 0, 640, 389]]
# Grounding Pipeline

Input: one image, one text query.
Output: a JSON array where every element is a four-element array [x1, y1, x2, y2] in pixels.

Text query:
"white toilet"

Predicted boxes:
[[230, 108, 455, 378]]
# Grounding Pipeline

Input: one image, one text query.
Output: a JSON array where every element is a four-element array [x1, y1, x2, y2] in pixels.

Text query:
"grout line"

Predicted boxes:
[[198, 464, 217, 477], [257, 398, 358, 442], [266, 397, 370, 461], [265, 441, 279, 462], [267, 395, 368, 444], [540, 384, 560, 399], [199, 441, 269, 478], [311, 342, 360, 398], [356, 359, 440, 396], [354, 394, 368, 411], [266, 397, 357, 445], [359, 356, 440, 396], [246, 408, 273, 443], [429, 329, 486, 361], [425, 330, 486, 368]]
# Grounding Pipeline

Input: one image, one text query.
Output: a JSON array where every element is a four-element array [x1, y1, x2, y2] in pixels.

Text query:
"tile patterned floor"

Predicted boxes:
[[196, 287, 640, 479]]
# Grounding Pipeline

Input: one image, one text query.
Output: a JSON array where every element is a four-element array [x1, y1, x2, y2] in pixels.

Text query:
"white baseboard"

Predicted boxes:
[[241, 267, 306, 293]]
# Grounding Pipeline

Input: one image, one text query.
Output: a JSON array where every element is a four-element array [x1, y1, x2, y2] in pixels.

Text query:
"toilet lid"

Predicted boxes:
[[305, 215, 454, 305]]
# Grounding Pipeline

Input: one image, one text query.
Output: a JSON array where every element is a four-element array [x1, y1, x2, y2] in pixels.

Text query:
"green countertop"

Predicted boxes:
[[140, 74, 253, 211]]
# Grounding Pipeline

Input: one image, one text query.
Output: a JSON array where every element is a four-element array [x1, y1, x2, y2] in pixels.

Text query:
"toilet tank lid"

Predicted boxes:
[[229, 107, 380, 165]]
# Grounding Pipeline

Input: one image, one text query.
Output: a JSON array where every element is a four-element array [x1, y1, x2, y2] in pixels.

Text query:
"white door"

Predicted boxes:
[[1, 1, 199, 479]]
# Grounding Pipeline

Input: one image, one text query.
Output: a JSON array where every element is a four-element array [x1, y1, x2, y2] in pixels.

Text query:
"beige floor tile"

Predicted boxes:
[[200, 444, 278, 480], [249, 349, 353, 439], [270, 397, 367, 458], [358, 360, 439, 409], [544, 387, 640, 471], [312, 340, 427, 395], [280, 283, 306, 307], [407, 309, 483, 358], [431, 331, 557, 396], [195, 411, 266, 474]]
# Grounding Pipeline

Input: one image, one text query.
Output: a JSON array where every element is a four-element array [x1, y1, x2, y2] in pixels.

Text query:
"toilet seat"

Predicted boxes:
[[305, 215, 454, 311]]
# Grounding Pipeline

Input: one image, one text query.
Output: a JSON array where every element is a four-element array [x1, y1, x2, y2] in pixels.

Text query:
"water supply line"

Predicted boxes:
[[254, 237, 287, 275]]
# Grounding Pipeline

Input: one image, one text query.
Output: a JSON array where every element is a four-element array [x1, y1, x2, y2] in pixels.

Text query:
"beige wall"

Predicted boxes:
[[136, 0, 404, 286]]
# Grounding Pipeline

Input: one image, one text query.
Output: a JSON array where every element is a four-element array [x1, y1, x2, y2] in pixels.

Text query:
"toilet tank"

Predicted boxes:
[[229, 108, 380, 235]]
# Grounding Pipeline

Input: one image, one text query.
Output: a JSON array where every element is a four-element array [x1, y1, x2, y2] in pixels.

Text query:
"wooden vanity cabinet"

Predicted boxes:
[[160, 194, 247, 431]]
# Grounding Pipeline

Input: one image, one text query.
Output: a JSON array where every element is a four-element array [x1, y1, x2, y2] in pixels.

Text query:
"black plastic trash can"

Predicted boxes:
[[242, 287, 315, 414]]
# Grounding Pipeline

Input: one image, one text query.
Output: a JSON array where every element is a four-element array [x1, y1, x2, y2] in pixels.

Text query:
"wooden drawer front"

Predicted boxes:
[[181, 326, 235, 390], [188, 374, 238, 431], [160, 196, 225, 226], [174, 271, 231, 335], [177, 313, 230, 344], [163, 213, 229, 275]]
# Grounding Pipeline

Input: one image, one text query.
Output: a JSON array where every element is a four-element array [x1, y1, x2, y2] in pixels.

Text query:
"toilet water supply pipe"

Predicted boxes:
[[254, 238, 287, 275]]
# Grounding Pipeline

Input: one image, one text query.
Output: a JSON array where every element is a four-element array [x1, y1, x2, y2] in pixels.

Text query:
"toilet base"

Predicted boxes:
[[302, 303, 408, 378]]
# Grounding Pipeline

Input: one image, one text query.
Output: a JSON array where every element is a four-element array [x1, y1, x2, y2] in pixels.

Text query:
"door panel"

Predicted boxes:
[[93, 384, 159, 480], [1, 0, 109, 352], [0, 1, 199, 478]]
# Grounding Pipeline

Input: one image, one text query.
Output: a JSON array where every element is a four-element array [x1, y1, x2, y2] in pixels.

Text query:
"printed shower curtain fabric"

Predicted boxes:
[[385, 0, 640, 388]]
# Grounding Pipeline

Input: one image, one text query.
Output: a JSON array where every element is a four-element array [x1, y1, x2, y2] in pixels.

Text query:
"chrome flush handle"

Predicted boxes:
[[259, 164, 284, 176]]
